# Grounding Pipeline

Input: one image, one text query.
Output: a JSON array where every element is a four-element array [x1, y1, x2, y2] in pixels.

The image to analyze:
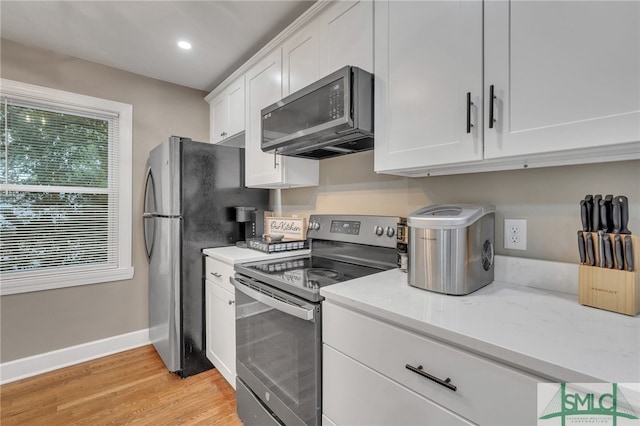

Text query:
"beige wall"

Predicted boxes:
[[0, 40, 209, 362], [282, 151, 640, 265]]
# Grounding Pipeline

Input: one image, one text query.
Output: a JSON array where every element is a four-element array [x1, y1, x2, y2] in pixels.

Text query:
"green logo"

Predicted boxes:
[[539, 383, 639, 425]]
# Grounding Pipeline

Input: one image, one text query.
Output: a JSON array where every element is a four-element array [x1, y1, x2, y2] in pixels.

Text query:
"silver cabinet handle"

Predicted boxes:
[[228, 300, 234, 305], [488, 84, 496, 129], [406, 364, 457, 392], [466, 92, 474, 134], [210, 272, 222, 278]]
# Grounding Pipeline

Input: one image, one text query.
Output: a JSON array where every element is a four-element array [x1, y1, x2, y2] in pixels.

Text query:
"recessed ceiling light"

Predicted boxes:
[[178, 40, 192, 50]]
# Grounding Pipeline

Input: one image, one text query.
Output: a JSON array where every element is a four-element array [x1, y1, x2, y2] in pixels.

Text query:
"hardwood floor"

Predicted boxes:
[[0, 345, 242, 425]]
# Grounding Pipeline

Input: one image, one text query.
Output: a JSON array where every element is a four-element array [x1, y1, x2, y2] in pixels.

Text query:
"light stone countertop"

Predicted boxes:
[[202, 245, 310, 264], [320, 268, 640, 384]]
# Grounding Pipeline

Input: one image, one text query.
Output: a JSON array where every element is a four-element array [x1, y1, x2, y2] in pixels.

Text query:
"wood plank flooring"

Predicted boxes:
[[0, 345, 242, 425]]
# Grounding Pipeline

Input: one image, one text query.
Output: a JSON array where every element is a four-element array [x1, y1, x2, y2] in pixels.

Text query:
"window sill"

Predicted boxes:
[[0, 267, 135, 296]]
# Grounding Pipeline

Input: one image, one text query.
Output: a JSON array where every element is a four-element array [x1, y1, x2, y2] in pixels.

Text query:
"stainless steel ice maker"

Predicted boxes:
[[407, 204, 495, 295]]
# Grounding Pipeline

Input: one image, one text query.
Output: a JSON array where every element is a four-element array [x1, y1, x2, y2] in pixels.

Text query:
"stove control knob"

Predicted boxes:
[[310, 221, 320, 231], [374, 225, 384, 236], [385, 227, 395, 238]]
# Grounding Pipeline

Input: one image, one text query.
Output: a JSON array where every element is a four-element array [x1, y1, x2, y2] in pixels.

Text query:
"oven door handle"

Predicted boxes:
[[231, 277, 316, 322]]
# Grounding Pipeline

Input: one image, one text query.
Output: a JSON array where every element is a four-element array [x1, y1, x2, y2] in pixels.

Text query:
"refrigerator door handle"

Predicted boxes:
[[143, 167, 157, 260]]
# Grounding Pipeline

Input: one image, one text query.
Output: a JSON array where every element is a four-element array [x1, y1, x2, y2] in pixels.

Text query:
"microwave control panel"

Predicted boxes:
[[328, 80, 344, 120]]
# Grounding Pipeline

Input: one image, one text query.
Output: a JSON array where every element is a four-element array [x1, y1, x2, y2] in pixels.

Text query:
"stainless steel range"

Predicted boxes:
[[232, 214, 406, 426]]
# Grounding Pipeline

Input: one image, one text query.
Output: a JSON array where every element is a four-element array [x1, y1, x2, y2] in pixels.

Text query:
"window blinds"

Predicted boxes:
[[0, 97, 120, 276]]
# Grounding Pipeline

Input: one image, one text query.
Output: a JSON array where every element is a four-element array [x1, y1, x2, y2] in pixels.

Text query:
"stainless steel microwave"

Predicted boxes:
[[261, 66, 373, 160]]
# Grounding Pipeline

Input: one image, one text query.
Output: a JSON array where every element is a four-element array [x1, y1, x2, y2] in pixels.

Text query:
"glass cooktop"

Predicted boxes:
[[235, 255, 390, 302]]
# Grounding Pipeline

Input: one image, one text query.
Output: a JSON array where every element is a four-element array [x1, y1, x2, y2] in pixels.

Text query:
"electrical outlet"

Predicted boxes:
[[504, 219, 527, 250]]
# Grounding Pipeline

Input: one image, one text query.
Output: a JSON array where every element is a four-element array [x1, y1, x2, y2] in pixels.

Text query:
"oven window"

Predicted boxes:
[[236, 287, 320, 425]]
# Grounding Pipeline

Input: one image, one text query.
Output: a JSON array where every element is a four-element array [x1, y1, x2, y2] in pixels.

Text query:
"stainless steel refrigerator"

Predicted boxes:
[[143, 136, 269, 378]]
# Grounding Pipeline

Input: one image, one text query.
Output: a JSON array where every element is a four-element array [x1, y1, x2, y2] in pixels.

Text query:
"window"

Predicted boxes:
[[0, 79, 133, 295]]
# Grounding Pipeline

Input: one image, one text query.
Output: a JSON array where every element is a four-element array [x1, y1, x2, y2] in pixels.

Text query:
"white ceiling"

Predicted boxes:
[[0, 1, 316, 92]]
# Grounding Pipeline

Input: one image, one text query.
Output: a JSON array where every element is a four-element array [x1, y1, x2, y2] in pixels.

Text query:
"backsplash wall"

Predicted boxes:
[[280, 151, 640, 264]]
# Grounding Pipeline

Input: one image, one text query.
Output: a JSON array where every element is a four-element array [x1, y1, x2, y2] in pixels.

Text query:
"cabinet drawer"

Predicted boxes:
[[204, 256, 234, 293], [323, 345, 473, 426], [323, 302, 544, 425]]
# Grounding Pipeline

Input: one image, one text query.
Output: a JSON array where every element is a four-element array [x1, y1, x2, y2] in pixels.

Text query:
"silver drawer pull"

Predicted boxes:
[[228, 300, 234, 305], [210, 272, 222, 278], [406, 364, 457, 392]]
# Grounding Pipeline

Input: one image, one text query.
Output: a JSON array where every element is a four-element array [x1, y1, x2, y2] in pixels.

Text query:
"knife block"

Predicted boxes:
[[578, 232, 639, 316]]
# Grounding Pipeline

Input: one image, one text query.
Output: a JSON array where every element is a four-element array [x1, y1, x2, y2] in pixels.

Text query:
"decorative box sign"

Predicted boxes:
[[266, 217, 307, 240]]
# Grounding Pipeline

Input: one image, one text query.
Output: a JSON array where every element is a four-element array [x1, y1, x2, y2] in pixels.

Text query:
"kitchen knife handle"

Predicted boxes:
[[617, 196, 631, 234], [585, 195, 593, 233], [603, 234, 613, 269], [592, 195, 602, 231], [600, 200, 609, 233], [586, 233, 595, 266], [577, 231, 586, 264], [488, 85, 496, 129], [604, 195, 613, 232], [614, 235, 624, 270], [580, 200, 589, 232], [625, 236, 634, 272], [612, 198, 621, 233], [466, 92, 473, 134]]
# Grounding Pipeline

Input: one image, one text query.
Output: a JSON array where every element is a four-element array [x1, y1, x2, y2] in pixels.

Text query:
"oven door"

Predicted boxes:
[[232, 274, 321, 426]]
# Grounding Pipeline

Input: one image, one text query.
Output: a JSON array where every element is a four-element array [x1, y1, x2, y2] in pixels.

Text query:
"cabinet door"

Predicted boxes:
[[205, 280, 236, 389], [245, 49, 285, 187], [321, 0, 373, 75], [210, 92, 227, 144], [226, 76, 245, 137], [245, 48, 319, 188], [323, 345, 473, 426], [484, 1, 640, 159], [374, 0, 483, 173], [282, 22, 321, 96]]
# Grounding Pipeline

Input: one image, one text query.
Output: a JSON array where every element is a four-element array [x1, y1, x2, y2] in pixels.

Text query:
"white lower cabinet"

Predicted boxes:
[[204, 256, 236, 389], [322, 301, 546, 425], [323, 346, 473, 426]]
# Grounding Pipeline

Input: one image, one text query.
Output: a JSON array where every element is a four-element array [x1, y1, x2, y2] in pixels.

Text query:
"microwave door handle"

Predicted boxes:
[[231, 277, 316, 322]]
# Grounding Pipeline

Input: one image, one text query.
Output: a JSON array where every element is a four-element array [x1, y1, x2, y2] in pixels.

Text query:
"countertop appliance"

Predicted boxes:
[[143, 136, 268, 378], [260, 66, 373, 160], [232, 214, 405, 426], [408, 204, 495, 295]]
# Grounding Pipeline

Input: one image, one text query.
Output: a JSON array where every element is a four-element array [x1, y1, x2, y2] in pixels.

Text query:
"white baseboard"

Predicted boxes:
[[0, 329, 150, 385]]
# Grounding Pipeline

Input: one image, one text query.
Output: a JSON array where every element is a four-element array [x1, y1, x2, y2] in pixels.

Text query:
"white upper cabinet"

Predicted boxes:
[[245, 49, 319, 188], [205, 0, 375, 187], [484, 1, 640, 158], [374, 0, 483, 173], [282, 0, 374, 97], [374, 0, 640, 176], [282, 21, 322, 96], [210, 92, 227, 144], [209, 76, 245, 145], [320, 0, 373, 75]]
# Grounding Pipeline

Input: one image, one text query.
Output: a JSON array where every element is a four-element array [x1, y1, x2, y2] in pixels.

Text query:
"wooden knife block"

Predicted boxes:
[[578, 232, 639, 316]]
